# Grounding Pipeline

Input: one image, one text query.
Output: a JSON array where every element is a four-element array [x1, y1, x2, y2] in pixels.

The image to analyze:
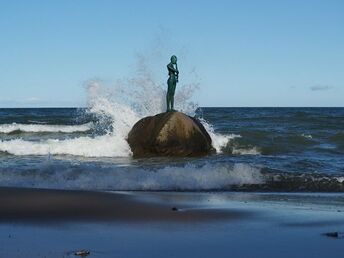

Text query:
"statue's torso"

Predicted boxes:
[[167, 63, 177, 77]]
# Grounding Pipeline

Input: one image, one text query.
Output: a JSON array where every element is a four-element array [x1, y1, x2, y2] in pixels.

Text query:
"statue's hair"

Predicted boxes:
[[170, 55, 177, 63]]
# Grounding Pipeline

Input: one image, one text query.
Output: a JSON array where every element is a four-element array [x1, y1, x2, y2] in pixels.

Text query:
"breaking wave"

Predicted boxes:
[[235, 170, 344, 192], [0, 158, 342, 192], [0, 123, 92, 134], [0, 162, 264, 191], [198, 117, 240, 153], [0, 135, 131, 157]]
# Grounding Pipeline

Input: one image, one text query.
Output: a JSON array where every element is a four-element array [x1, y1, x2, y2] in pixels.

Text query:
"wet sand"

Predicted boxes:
[[0, 187, 248, 222], [0, 187, 344, 257]]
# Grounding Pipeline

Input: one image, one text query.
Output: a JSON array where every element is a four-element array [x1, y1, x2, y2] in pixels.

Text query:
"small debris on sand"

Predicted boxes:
[[74, 250, 90, 257], [171, 207, 179, 211]]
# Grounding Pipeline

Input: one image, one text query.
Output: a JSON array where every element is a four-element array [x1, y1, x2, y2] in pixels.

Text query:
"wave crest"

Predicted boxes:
[[0, 135, 131, 157], [0, 162, 264, 191], [0, 123, 92, 134]]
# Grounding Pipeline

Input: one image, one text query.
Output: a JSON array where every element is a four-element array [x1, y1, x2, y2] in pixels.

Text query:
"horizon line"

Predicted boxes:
[[0, 106, 343, 109]]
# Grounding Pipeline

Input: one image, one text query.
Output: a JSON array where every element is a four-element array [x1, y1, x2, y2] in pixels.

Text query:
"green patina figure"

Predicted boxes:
[[166, 55, 179, 112]]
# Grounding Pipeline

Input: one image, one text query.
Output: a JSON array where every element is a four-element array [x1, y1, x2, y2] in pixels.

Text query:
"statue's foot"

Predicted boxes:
[[171, 109, 177, 112]]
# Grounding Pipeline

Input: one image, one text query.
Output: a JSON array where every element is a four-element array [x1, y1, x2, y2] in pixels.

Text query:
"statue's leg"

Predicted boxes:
[[166, 78, 172, 112], [171, 95, 174, 110], [171, 82, 176, 111], [166, 93, 170, 112]]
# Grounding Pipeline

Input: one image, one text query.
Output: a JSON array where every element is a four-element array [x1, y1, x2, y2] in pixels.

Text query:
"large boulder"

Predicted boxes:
[[127, 112, 214, 157]]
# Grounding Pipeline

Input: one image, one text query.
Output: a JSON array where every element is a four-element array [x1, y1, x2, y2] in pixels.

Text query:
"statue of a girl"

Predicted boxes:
[[166, 55, 179, 112]]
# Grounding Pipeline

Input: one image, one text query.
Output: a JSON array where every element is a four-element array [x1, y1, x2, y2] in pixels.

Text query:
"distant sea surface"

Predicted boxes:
[[0, 107, 343, 192]]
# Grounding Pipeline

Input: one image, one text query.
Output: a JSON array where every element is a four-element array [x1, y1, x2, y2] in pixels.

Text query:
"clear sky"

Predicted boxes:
[[0, 0, 343, 107]]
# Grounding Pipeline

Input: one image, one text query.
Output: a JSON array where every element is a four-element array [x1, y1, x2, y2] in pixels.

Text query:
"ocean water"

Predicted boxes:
[[0, 105, 343, 192]]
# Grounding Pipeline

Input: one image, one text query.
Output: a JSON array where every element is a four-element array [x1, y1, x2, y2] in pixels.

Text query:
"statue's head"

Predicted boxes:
[[170, 55, 177, 64]]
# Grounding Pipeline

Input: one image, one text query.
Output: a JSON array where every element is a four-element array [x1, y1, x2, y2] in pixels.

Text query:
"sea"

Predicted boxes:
[[0, 102, 343, 192]]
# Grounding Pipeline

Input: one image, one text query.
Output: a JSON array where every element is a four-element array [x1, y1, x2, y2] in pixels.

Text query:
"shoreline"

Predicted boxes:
[[0, 187, 344, 257], [0, 186, 343, 222], [0, 187, 250, 223]]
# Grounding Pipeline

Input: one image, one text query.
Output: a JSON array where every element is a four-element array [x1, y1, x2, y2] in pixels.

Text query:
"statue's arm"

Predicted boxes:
[[167, 63, 178, 73]]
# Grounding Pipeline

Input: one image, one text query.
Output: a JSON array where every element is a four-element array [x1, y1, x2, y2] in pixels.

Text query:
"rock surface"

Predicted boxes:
[[127, 112, 214, 157]]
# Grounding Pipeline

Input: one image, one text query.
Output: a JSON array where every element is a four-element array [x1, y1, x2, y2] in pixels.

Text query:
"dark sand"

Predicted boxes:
[[0, 187, 344, 257], [0, 187, 243, 222]]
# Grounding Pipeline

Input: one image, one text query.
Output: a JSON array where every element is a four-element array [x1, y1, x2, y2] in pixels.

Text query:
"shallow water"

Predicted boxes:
[[0, 107, 343, 192]]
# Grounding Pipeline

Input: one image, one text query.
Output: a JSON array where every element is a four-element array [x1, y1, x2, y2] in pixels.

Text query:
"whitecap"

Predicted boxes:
[[0, 162, 264, 190], [0, 123, 92, 134], [0, 135, 131, 157]]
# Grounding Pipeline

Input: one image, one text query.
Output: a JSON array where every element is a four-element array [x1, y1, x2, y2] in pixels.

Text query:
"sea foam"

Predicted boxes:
[[0, 135, 131, 157], [0, 123, 92, 134], [0, 162, 264, 190]]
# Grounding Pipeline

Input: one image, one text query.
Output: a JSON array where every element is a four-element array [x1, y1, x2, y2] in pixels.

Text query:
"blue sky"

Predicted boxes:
[[0, 0, 343, 107]]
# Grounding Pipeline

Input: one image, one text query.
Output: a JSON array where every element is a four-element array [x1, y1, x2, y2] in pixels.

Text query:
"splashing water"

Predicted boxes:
[[84, 80, 234, 156], [82, 56, 231, 157], [199, 117, 240, 152], [82, 54, 202, 157], [0, 55, 232, 157]]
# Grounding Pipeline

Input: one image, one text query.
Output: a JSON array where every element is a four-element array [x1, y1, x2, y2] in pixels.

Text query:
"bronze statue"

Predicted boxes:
[[166, 55, 179, 112]]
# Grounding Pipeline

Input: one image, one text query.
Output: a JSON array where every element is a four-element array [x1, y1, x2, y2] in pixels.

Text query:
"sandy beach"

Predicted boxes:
[[0, 187, 343, 257]]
